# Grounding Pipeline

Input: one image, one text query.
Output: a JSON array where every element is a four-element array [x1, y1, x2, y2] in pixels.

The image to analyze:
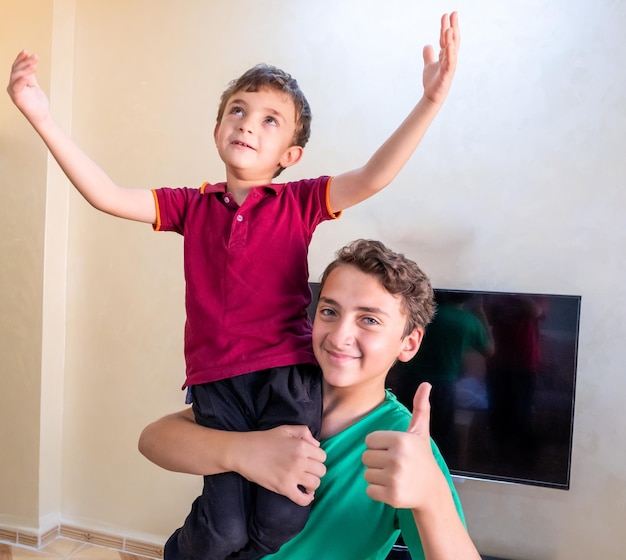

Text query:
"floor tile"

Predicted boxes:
[[6, 545, 56, 559], [40, 539, 87, 557], [69, 546, 121, 560], [0, 544, 13, 560]]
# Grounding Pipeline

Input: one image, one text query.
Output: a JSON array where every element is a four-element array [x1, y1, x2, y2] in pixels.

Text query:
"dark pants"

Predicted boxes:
[[164, 364, 323, 560]]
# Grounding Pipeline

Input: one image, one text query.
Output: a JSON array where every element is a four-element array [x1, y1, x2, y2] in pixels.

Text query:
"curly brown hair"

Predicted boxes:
[[216, 64, 312, 177], [320, 239, 436, 336]]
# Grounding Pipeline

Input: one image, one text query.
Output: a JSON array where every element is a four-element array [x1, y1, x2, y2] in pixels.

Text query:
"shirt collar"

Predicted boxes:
[[200, 182, 286, 196]]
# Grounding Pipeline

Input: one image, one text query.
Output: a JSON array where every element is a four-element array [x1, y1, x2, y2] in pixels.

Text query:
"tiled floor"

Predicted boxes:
[[0, 539, 156, 560]]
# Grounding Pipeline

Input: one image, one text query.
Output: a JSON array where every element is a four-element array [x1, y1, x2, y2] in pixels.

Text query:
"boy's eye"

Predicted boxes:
[[362, 316, 380, 326], [264, 116, 278, 126], [318, 307, 336, 318], [230, 106, 244, 116]]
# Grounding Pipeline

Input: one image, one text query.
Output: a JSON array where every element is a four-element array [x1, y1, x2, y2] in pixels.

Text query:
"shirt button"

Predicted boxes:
[[236, 215, 244, 222], [224, 196, 230, 203]]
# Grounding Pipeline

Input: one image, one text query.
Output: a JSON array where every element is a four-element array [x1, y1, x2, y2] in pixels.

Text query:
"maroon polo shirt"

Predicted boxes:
[[152, 176, 338, 386]]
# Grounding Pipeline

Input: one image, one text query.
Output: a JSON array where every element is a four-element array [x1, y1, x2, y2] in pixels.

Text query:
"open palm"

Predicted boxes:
[[422, 12, 460, 106]]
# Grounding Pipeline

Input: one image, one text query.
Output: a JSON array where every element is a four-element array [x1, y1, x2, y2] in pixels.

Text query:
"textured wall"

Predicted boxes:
[[2, 1, 625, 558]]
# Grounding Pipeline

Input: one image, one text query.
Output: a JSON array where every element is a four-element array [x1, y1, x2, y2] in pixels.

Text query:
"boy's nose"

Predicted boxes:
[[238, 118, 253, 133], [327, 320, 355, 348]]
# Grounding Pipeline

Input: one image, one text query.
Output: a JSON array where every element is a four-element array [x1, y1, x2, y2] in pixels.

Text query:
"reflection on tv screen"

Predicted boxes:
[[388, 289, 581, 489]]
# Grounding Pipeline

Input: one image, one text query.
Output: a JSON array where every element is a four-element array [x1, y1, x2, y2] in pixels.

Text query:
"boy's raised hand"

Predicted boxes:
[[422, 12, 460, 107], [362, 383, 445, 510], [7, 50, 50, 125]]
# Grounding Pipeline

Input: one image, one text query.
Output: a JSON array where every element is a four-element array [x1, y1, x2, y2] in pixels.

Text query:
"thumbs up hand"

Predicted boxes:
[[362, 383, 445, 509]]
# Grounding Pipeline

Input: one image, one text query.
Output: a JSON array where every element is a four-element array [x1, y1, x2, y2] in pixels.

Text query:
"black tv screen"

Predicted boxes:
[[309, 284, 581, 490]]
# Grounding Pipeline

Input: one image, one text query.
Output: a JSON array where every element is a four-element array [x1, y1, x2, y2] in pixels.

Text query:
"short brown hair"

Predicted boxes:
[[320, 239, 435, 336], [216, 64, 312, 173]]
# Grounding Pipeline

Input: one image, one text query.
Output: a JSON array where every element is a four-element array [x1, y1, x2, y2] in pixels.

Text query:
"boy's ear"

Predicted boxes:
[[213, 122, 220, 142], [397, 327, 424, 363], [279, 145, 304, 169]]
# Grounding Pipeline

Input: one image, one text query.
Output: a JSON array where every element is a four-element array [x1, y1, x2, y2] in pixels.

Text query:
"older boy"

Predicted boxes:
[[8, 12, 460, 560], [140, 239, 481, 560]]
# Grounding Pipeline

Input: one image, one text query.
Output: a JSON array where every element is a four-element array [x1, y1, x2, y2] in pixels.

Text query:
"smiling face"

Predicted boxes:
[[313, 264, 423, 398], [214, 88, 303, 187]]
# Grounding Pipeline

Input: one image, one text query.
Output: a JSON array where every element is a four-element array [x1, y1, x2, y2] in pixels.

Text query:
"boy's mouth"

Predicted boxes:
[[232, 140, 255, 150], [324, 347, 360, 363]]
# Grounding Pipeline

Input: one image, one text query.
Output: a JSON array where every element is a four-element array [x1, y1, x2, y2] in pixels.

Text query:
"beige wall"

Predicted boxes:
[[2, 0, 626, 558], [0, 0, 53, 530]]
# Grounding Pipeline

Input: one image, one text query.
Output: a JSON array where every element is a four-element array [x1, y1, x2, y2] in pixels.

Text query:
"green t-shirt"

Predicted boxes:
[[264, 390, 465, 560]]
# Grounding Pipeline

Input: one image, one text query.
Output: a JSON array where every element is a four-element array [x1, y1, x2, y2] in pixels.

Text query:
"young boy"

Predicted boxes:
[[8, 12, 460, 559], [139, 239, 482, 560]]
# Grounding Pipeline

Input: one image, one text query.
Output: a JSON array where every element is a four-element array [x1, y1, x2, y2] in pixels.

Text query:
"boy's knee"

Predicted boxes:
[[177, 518, 249, 560], [250, 501, 310, 553]]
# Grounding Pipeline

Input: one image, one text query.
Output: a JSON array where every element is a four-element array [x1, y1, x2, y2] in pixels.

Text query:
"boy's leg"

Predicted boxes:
[[165, 379, 255, 560], [166, 367, 322, 560], [227, 364, 323, 559], [166, 472, 251, 560]]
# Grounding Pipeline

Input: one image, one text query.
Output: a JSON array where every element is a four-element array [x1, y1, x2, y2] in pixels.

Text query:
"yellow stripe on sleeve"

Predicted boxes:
[[325, 176, 342, 219], [151, 190, 162, 231]]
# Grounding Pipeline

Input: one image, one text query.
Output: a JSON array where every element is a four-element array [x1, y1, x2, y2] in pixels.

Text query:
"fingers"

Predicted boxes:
[[279, 426, 327, 477], [362, 438, 410, 509], [270, 425, 326, 505], [288, 467, 323, 505], [364, 479, 406, 509], [444, 12, 460, 69], [423, 12, 459, 72], [284, 426, 326, 466], [283, 456, 325, 506], [439, 13, 449, 49], [8, 50, 39, 95], [362, 436, 400, 507], [362, 445, 391, 471], [439, 12, 460, 49], [435, 12, 459, 73], [286, 486, 315, 507], [450, 11, 460, 48], [11, 50, 38, 74], [364, 429, 395, 452], [407, 382, 431, 435], [301, 451, 327, 479]]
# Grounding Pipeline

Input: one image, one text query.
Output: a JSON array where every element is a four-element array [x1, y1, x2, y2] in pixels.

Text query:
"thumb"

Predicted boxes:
[[422, 44, 435, 66], [407, 382, 432, 436]]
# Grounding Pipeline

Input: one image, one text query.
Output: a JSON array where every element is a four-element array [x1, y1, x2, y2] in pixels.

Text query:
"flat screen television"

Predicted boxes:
[[308, 283, 581, 490]]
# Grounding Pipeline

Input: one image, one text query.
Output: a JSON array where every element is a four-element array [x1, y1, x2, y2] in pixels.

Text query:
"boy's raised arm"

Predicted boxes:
[[7, 50, 156, 224], [329, 12, 459, 214], [138, 409, 327, 507]]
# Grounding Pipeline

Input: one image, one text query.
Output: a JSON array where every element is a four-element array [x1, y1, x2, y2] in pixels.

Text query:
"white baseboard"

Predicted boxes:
[[0, 522, 163, 558]]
